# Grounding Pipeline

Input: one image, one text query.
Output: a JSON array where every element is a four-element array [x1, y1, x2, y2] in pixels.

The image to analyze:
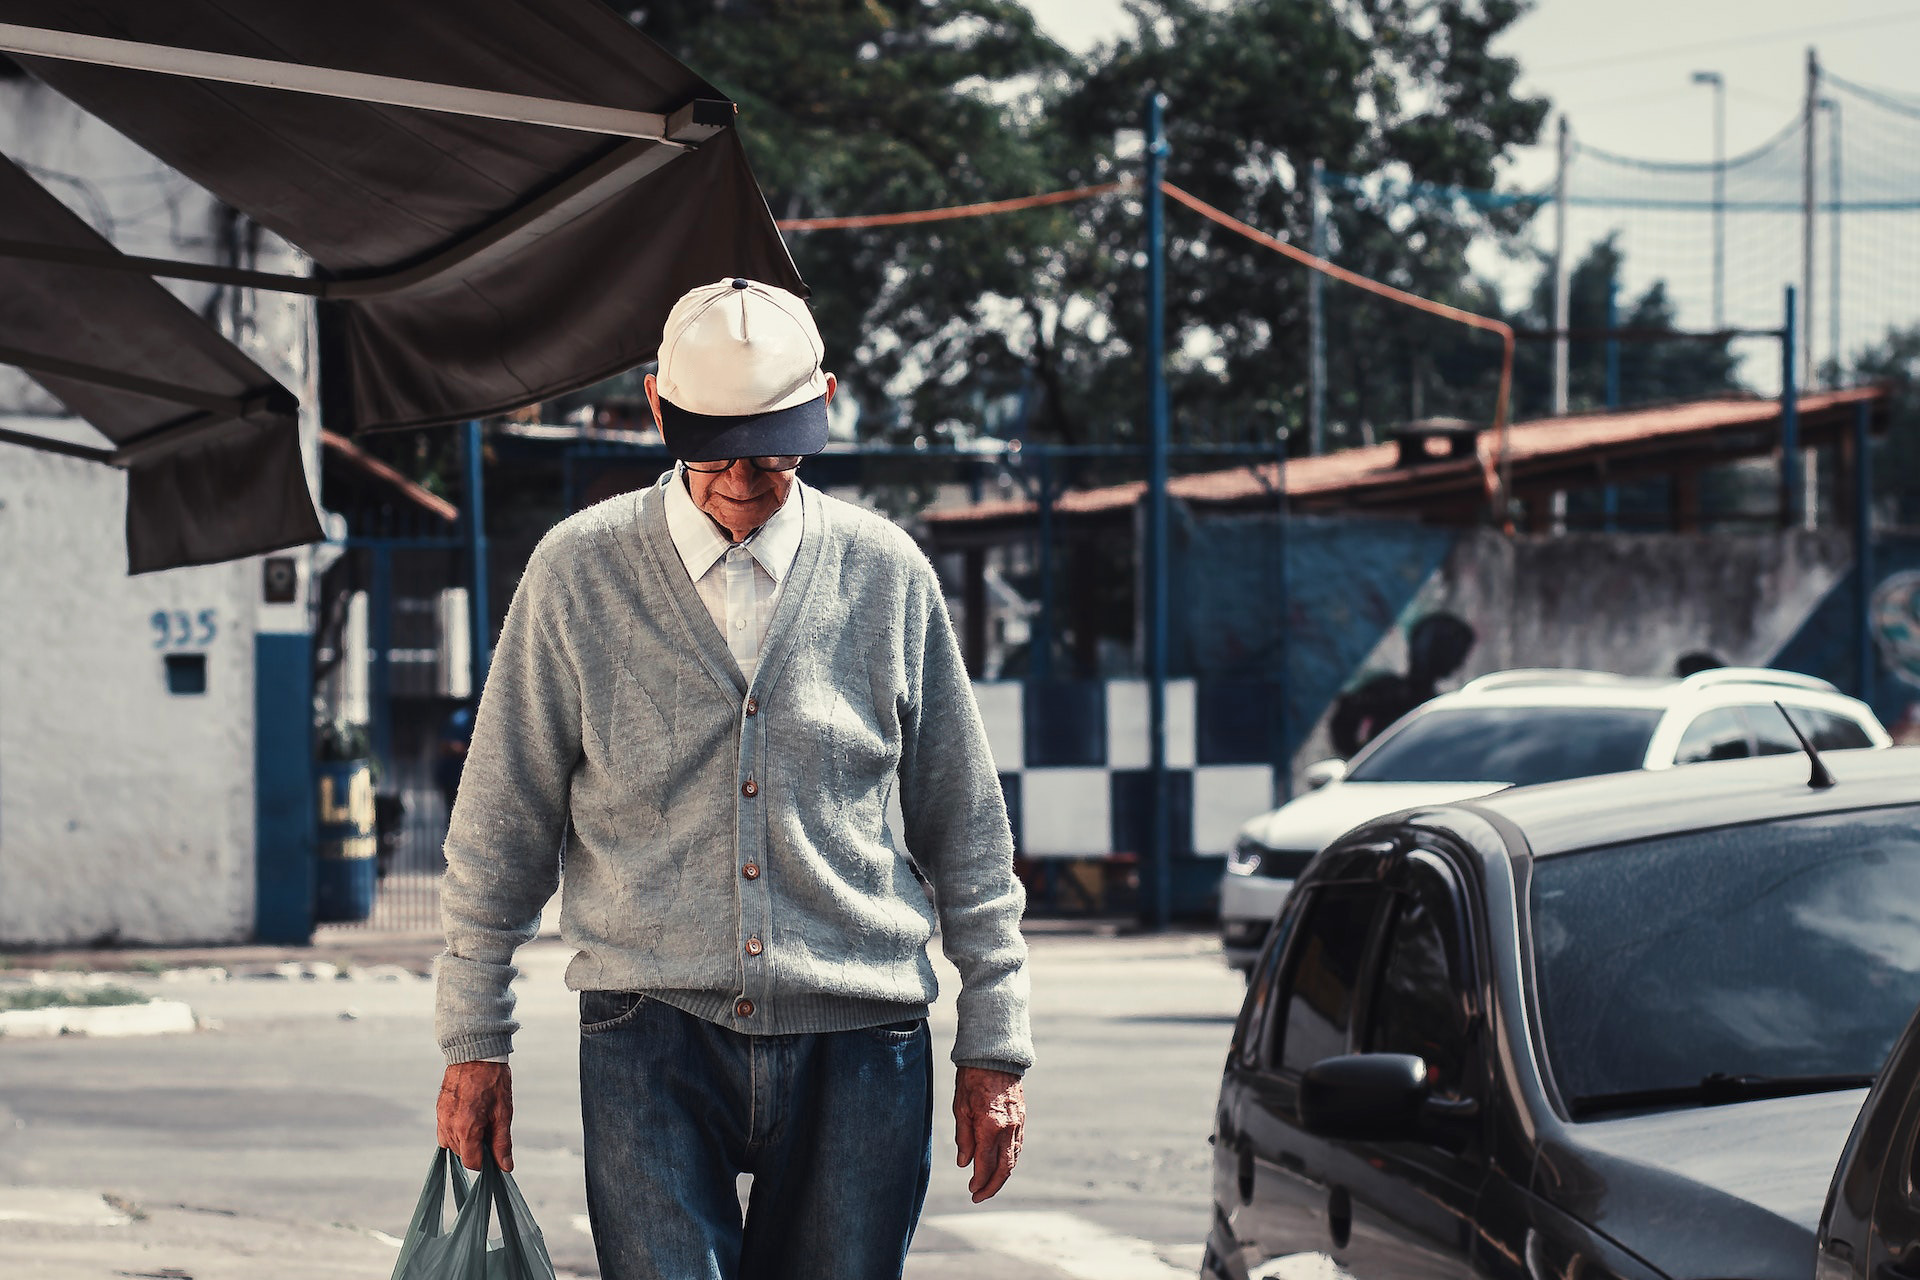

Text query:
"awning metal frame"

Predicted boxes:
[[0, 341, 299, 466], [0, 21, 739, 467], [0, 22, 703, 142]]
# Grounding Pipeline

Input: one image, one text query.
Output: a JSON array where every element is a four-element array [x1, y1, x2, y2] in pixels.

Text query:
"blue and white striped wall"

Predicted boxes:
[[969, 679, 1279, 859]]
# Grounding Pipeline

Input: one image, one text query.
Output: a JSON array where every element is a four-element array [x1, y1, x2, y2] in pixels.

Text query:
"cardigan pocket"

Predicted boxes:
[[819, 690, 903, 890]]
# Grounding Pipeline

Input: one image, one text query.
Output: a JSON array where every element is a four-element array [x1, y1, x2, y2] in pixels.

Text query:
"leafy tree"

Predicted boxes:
[[1848, 323, 1920, 520], [1052, 0, 1550, 449], [623, 0, 1076, 446], [627, 0, 1551, 453]]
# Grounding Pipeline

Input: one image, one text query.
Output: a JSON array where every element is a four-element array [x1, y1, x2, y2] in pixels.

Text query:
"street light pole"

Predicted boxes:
[[1690, 70, 1725, 331], [1821, 95, 1842, 386]]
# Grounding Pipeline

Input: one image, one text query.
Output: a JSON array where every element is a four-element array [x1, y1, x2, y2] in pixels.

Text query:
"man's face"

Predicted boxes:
[[645, 372, 833, 542], [687, 459, 795, 542]]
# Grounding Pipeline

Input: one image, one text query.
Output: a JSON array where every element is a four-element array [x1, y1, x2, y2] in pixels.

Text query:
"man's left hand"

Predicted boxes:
[[953, 1065, 1025, 1203]]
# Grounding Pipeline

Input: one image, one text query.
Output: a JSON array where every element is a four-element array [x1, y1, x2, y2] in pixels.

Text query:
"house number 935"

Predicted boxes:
[[151, 609, 217, 648]]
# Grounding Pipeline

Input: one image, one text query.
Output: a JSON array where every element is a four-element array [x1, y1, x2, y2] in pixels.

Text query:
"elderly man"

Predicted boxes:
[[433, 277, 1032, 1280]]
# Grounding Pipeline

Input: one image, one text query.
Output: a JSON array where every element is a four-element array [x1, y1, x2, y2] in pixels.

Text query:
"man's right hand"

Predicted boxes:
[[437, 1061, 514, 1171]]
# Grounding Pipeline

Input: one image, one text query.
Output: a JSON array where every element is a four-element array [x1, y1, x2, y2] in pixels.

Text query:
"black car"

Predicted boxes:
[[1207, 746, 1920, 1280], [1818, 989, 1920, 1277]]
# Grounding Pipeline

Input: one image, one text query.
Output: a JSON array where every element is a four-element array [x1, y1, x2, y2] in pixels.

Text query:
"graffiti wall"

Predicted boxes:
[[1771, 535, 1920, 744], [1170, 514, 1888, 778]]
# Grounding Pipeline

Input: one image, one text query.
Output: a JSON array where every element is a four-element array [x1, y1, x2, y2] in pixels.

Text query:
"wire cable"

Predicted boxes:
[[775, 181, 1128, 231], [1157, 180, 1516, 523]]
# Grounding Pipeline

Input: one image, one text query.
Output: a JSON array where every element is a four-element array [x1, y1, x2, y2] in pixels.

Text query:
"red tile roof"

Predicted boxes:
[[923, 388, 1886, 525]]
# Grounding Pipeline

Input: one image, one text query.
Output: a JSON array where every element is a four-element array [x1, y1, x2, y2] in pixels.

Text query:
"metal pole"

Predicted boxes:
[[1308, 158, 1328, 455], [1690, 72, 1725, 329], [1603, 275, 1620, 530], [1781, 286, 1802, 528], [1273, 426, 1293, 806], [1552, 116, 1572, 416], [1854, 398, 1874, 707], [1714, 79, 1725, 331], [1826, 96, 1843, 386], [1604, 274, 1622, 410], [1803, 48, 1819, 389], [0, 21, 689, 143], [465, 419, 493, 690], [1034, 452, 1055, 681], [369, 545, 393, 772], [1143, 90, 1172, 931]]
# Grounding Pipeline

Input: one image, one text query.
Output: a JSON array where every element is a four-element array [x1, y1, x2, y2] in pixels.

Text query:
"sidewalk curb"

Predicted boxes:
[[0, 999, 197, 1039]]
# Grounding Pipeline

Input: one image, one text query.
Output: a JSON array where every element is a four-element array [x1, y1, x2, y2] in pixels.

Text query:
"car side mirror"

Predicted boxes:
[[1303, 758, 1348, 792], [1300, 1053, 1480, 1148], [1300, 1053, 1432, 1142]]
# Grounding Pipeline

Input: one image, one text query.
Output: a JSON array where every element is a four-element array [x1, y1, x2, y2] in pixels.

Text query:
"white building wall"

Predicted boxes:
[[0, 445, 259, 945], [0, 75, 318, 945]]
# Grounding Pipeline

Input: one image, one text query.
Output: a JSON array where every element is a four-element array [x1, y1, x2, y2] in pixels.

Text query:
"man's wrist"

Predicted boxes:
[[955, 1059, 1027, 1079]]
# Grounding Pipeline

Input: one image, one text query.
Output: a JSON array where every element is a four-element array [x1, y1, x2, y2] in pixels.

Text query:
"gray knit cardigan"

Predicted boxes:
[[434, 478, 1033, 1073]]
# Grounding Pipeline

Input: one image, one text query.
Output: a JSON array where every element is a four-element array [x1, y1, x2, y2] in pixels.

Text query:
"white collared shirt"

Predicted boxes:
[[661, 463, 805, 684]]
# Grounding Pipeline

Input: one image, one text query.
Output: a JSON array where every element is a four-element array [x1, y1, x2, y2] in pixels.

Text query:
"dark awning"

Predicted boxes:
[[0, 152, 323, 573], [0, 1, 803, 569]]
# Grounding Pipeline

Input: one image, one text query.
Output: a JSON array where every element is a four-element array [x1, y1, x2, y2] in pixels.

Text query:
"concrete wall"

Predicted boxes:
[[0, 447, 260, 945], [0, 79, 319, 945]]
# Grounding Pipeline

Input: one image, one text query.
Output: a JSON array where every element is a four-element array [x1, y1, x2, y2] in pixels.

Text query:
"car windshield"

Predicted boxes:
[[1531, 805, 1920, 1117], [1343, 706, 1662, 786]]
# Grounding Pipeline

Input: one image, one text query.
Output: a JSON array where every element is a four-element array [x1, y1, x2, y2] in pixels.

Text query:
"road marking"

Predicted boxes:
[[922, 1211, 1189, 1280], [0, 1188, 131, 1226], [1250, 1255, 1354, 1280]]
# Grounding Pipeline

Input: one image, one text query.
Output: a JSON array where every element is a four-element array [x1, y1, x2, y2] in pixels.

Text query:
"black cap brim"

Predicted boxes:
[[659, 395, 829, 462]]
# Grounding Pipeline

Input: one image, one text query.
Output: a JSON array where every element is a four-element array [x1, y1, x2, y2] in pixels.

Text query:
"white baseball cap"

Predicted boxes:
[[655, 277, 829, 462]]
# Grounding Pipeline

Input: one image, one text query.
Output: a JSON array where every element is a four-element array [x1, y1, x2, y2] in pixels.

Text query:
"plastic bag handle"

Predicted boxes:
[[479, 1152, 556, 1279]]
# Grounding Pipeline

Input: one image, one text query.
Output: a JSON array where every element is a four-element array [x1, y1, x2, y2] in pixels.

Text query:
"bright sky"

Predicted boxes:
[[1024, 0, 1919, 177]]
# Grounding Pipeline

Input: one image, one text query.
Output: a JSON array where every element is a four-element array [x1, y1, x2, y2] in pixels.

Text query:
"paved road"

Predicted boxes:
[[0, 927, 1244, 1278]]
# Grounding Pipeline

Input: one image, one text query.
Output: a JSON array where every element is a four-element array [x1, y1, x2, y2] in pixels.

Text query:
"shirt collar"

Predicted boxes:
[[662, 463, 805, 583]]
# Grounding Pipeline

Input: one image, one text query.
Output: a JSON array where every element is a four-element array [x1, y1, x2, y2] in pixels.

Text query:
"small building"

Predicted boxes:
[[0, 74, 324, 946]]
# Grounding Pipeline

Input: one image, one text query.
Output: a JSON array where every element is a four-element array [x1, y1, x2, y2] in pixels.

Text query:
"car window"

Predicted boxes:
[[1803, 708, 1876, 751], [1270, 884, 1383, 1075], [1673, 707, 1752, 764], [1237, 893, 1305, 1069], [1366, 859, 1474, 1099], [1344, 706, 1663, 787], [1746, 704, 1806, 756], [1530, 804, 1920, 1114], [1744, 704, 1877, 756]]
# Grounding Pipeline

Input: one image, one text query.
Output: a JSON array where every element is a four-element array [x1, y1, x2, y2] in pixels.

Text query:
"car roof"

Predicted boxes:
[[1432, 667, 1845, 712], [1449, 746, 1920, 858]]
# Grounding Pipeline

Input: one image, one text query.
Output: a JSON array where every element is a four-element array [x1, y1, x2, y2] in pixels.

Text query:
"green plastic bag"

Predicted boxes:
[[391, 1149, 557, 1280]]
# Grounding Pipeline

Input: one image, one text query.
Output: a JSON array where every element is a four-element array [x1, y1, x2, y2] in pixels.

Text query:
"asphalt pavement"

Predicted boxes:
[[0, 925, 1244, 1279]]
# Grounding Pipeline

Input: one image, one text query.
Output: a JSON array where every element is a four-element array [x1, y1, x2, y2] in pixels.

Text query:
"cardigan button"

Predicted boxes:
[[735, 998, 755, 1018], [742, 779, 758, 797], [742, 862, 760, 880], [745, 697, 759, 716], [745, 935, 763, 956]]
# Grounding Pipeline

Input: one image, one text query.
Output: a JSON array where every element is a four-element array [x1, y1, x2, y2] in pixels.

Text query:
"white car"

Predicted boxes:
[[1218, 666, 1891, 970]]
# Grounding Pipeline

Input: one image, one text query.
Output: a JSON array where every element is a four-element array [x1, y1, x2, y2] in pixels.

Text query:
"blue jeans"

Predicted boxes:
[[578, 991, 933, 1280]]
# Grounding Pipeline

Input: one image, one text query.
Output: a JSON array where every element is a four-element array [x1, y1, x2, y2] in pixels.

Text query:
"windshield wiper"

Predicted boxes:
[[1568, 1071, 1876, 1120]]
